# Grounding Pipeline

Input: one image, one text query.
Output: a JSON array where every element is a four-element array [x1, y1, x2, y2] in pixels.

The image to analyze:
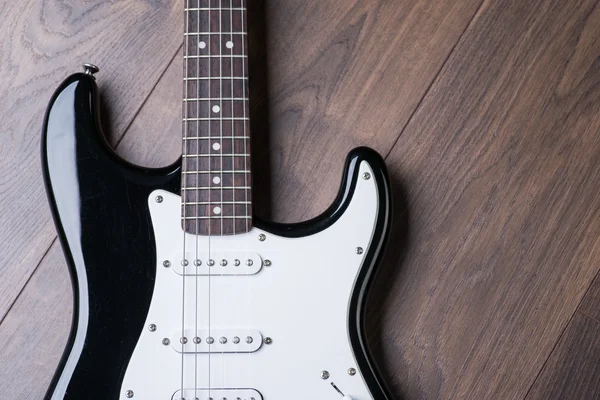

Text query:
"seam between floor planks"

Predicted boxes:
[[382, 0, 488, 162], [523, 266, 600, 398]]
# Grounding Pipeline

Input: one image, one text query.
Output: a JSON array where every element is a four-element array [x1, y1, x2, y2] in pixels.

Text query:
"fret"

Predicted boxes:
[[184, 55, 248, 59], [184, 77, 247, 80], [183, 216, 252, 220], [183, 201, 251, 205], [185, 32, 247, 35], [185, 8, 246, 11], [182, 153, 250, 157], [183, 170, 251, 174], [184, 117, 249, 121], [184, 97, 248, 100], [183, 186, 251, 190], [183, 136, 250, 140]]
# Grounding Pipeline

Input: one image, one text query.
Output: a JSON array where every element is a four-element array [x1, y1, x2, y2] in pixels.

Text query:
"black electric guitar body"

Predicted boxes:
[[42, 4, 393, 400]]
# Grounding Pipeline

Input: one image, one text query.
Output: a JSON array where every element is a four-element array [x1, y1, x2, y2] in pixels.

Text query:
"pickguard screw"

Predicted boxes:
[[163, 260, 171, 268], [148, 324, 157, 332], [264, 337, 273, 345], [125, 390, 134, 398], [155, 195, 163, 203], [363, 172, 371, 180], [348, 368, 357, 376], [258, 234, 266, 241], [320, 370, 330, 380], [356, 247, 364, 255], [264, 260, 272, 267], [162, 338, 170, 346]]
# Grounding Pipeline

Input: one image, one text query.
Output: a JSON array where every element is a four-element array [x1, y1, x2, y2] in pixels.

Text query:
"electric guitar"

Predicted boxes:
[[42, 1, 392, 399]]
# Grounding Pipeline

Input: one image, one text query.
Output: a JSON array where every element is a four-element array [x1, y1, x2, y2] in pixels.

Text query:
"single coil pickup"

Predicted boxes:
[[172, 388, 263, 400], [172, 329, 263, 354], [169, 252, 263, 276]]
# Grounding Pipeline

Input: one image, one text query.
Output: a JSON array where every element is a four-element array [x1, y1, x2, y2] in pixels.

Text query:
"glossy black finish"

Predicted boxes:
[[42, 73, 392, 399], [42, 74, 181, 399]]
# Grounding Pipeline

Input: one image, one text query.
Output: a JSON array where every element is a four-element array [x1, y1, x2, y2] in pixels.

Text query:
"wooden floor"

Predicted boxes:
[[1, 0, 600, 398]]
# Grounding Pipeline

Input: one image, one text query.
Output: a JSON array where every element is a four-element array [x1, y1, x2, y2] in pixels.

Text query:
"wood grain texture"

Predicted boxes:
[[376, 0, 600, 398], [525, 312, 600, 399], [0, 243, 72, 398], [0, 0, 182, 324], [580, 272, 600, 321]]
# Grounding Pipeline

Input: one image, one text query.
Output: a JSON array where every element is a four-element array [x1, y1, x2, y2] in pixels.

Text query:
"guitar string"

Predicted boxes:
[[218, 0, 226, 389], [241, 0, 252, 385], [207, 0, 213, 396], [228, 1, 237, 389], [241, 0, 249, 242], [193, 0, 201, 397], [182, 1, 190, 398]]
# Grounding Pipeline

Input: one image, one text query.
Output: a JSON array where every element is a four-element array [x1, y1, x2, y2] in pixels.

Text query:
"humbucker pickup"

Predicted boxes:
[[171, 329, 263, 354], [170, 252, 263, 276], [172, 388, 263, 400]]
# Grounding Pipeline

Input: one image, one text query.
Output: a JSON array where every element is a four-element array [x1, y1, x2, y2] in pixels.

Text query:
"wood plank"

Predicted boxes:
[[0, 0, 484, 397], [525, 312, 600, 399], [0, 243, 72, 398], [0, 1, 182, 323], [376, 0, 600, 398], [580, 272, 600, 321]]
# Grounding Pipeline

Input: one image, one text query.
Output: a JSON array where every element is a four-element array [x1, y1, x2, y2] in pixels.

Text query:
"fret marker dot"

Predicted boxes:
[[213, 176, 221, 184], [198, 41, 206, 49], [226, 41, 234, 49], [212, 142, 221, 151], [213, 206, 222, 215], [212, 105, 220, 113]]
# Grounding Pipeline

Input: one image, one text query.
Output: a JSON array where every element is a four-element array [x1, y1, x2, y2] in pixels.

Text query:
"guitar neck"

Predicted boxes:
[[181, 0, 252, 236]]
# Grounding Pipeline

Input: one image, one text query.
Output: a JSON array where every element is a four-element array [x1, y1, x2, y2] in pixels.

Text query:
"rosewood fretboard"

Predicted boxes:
[[182, 0, 252, 236]]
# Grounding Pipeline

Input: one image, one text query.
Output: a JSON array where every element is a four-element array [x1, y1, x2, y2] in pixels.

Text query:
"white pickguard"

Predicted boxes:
[[121, 161, 380, 400]]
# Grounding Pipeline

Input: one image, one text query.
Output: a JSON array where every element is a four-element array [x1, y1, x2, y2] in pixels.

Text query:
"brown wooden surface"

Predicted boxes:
[[2, 0, 600, 399], [525, 312, 600, 399], [580, 272, 600, 321]]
